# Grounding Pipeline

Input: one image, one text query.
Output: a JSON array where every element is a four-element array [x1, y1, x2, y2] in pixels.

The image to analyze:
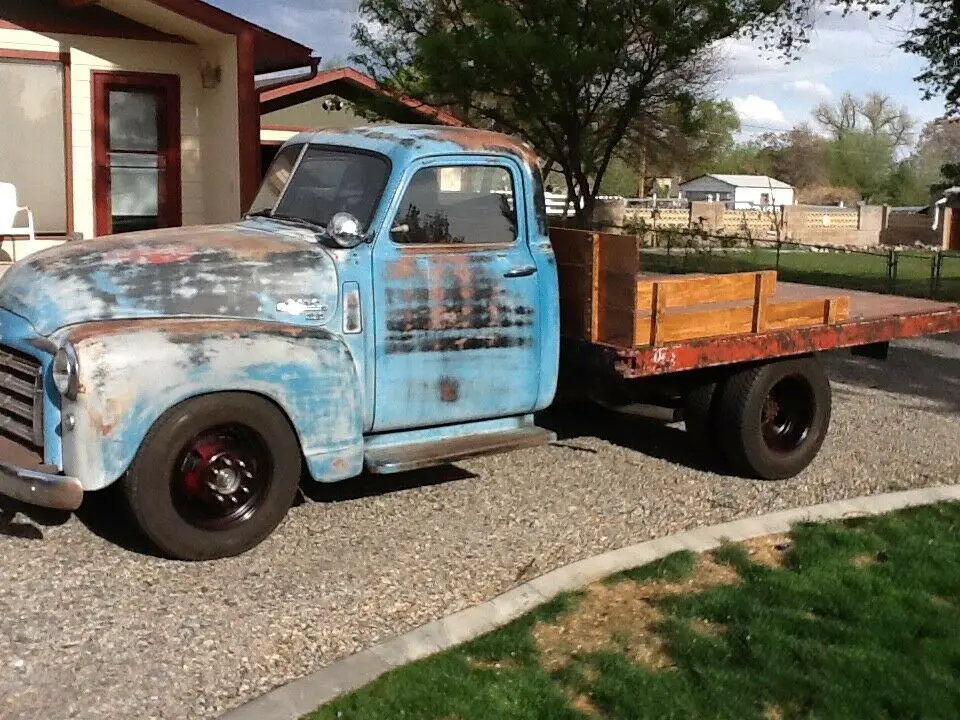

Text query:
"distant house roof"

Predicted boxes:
[[260, 68, 465, 127], [680, 174, 793, 190]]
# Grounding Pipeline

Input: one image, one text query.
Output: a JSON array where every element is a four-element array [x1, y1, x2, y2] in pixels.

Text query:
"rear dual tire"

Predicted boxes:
[[684, 356, 832, 480]]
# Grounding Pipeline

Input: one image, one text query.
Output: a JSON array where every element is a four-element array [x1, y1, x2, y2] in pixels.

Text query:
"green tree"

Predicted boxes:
[[910, 118, 960, 191], [598, 157, 640, 197], [352, 0, 792, 223], [628, 98, 742, 183], [710, 142, 774, 176], [883, 162, 931, 205], [814, 91, 915, 147], [826, 131, 896, 202], [751, 125, 830, 188]]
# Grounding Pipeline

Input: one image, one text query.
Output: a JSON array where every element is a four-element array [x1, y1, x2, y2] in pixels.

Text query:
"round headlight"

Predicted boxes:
[[53, 343, 79, 400]]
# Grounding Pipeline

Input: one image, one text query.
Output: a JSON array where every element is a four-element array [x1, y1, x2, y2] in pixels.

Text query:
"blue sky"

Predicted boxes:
[[212, 0, 947, 141]]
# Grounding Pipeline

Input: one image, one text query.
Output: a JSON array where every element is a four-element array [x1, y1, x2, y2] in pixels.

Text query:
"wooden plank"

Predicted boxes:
[[636, 281, 653, 313], [752, 272, 769, 333], [651, 283, 667, 345], [635, 306, 755, 346], [636, 293, 852, 347], [550, 228, 595, 267], [590, 233, 601, 342], [602, 306, 636, 347], [827, 295, 851, 324], [556, 263, 591, 339], [764, 297, 849, 330], [597, 272, 638, 312], [635, 271, 777, 311], [596, 233, 640, 275]]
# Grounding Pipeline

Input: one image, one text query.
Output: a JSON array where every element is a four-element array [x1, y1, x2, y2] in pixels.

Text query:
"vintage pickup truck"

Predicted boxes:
[[1, 125, 958, 560]]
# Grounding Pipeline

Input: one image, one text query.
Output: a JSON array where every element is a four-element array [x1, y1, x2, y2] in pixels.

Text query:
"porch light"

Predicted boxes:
[[200, 61, 222, 89]]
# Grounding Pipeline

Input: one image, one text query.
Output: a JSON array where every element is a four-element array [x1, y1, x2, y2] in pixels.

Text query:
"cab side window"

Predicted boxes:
[[392, 165, 518, 245]]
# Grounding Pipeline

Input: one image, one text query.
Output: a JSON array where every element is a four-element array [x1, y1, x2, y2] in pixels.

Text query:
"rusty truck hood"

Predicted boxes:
[[0, 222, 341, 336]]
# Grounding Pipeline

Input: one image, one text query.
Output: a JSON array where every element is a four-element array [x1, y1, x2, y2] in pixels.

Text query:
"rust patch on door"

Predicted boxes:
[[439, 377, 460, 403]]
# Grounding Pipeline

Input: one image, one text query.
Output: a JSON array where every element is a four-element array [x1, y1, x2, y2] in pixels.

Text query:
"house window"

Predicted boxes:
[[760, 193, 771, 206], [0, 59, 67, 234]]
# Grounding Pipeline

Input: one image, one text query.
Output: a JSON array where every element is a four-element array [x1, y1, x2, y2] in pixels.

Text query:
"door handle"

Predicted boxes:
[[504, 265, 537, 278]]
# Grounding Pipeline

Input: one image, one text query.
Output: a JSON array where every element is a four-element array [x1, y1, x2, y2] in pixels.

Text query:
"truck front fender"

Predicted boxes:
[[53, 318, 364, 491]]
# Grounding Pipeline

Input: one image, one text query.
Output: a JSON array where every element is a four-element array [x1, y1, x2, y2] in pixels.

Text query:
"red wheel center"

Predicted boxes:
[[182, 439, 229, 496]]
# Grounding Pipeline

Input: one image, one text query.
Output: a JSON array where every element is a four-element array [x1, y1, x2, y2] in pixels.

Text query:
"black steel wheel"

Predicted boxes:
[[715, 356, 832, 480], [123, 393, 302, 561], [171, 425, 273, 531], [760, 377, 817, 455]]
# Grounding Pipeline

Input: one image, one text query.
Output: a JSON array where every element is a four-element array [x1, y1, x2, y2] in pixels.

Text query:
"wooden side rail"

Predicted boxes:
[[548, 228, 851, 349], [634, 271, 850, 347]]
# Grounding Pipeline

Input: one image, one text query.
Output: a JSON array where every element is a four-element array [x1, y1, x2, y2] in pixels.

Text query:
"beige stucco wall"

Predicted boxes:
[[0, 26, 241, 241], [261, 127, 299, 145], [198, 36, 241, 222]]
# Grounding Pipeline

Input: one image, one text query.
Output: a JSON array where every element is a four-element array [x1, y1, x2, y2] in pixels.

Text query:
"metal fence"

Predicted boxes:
[[627, 228, 960, 303]]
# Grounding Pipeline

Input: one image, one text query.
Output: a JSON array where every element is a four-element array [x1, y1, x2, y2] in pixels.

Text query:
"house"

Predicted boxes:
[[258, 67, 464, 173], [0, 0, 317, 259], [679, 174, 795, 210], [932, 186, 960, 251]]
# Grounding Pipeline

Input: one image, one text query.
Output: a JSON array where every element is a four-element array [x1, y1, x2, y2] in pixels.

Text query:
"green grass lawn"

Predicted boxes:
[[305, 502, 960, 719], [639, 247, 960, 302]]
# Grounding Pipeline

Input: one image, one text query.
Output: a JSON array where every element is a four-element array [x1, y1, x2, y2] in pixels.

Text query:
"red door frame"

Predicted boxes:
[[92, 71, 182, 236]]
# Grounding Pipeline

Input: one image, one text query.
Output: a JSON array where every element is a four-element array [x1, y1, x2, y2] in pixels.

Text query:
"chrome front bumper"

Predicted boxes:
[[0, 459, 83, 511]]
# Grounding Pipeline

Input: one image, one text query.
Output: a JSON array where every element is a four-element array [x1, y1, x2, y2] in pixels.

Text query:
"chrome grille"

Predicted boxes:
[[0, 345, 43, 450]]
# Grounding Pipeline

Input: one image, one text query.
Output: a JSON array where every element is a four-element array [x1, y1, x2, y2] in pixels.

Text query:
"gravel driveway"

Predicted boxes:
[[1, 334, 958, 720]]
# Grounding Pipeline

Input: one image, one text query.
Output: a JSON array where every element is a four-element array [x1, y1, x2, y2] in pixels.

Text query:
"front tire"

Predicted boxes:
[[122, 393, 302, 561], [715, 356, 832, 480]]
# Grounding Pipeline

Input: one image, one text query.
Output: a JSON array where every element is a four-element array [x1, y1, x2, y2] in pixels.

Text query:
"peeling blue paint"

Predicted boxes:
[[0, 224, 341, 335], [50, 319, 364, 491], [0, 125, 561, 496]]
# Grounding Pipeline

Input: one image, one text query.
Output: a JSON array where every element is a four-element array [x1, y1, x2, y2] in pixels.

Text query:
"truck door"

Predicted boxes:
[[371, 157, 541, 432]]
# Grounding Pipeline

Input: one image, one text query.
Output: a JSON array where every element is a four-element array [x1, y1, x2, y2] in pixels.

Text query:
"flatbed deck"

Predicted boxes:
[[550, 227, 960, 379], [567, 284, 960, 378]]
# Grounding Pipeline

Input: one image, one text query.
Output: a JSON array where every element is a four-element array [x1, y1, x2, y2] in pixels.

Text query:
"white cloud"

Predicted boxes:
[[784, 80, 832, 99], [730, 95, 789, 129]]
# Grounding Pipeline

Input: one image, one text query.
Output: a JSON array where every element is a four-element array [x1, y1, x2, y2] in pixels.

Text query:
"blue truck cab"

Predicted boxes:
[[0, 125, 561, 560]]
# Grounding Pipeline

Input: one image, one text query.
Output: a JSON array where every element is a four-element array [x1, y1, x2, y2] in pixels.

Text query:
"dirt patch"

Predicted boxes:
[[569, 693, 601, 716], [764, 706, 785, 720], [931, 595, 952, 607], [533, 554, 738, 671], [466, 657, 518, 671], [743, 534, 793, 568], [689, 618, 725, 636], [852, 553, 878, 568]]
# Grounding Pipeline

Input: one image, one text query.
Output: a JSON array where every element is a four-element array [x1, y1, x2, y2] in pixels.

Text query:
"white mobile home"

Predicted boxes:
[[679, 174, 794, 209]]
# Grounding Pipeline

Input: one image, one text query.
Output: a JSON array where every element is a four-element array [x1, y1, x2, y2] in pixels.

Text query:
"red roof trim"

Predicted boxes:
[[137, 0, 315, 74], [259, 68, 466, 127]]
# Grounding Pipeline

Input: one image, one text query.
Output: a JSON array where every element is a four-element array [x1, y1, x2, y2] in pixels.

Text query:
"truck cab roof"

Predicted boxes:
[[287, 124, 542, 175]]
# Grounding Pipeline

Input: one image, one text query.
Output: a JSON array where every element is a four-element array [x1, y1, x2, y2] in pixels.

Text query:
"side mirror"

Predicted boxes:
[[327, 212, 364, 249]]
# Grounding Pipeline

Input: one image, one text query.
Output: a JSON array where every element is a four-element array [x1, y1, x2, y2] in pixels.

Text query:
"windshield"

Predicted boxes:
[[248, 145, 391, 232]]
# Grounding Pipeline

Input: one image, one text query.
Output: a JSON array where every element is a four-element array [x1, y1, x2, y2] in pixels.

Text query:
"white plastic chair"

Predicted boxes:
[[0, 182, 36, 242]]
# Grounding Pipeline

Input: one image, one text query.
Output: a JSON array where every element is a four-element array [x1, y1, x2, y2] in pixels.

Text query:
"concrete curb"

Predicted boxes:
[[220, 484, 960, 720]]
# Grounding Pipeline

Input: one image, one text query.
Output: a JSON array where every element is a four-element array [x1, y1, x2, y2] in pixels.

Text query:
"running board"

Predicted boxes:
[[365, 425, 556, 475]]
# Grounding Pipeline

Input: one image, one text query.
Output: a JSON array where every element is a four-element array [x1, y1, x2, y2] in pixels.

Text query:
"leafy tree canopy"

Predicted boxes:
[[352, 0, 790, 221]]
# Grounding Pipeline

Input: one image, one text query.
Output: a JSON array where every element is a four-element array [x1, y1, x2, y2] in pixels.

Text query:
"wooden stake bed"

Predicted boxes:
[[552, 228, 850, 349], [552, 227, 960, 379]]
